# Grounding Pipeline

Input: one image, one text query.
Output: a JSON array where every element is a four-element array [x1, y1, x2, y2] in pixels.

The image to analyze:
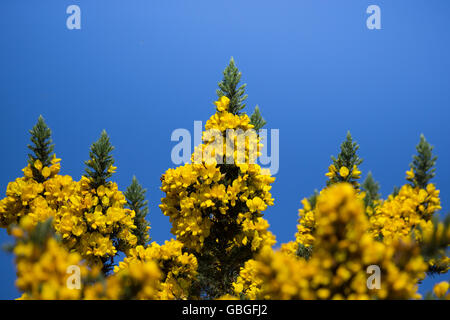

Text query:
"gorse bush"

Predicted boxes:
[[0, 59, 449, 300]]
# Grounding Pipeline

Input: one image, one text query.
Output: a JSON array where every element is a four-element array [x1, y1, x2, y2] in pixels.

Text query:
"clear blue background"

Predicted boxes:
[[0, 0, 449, 299]]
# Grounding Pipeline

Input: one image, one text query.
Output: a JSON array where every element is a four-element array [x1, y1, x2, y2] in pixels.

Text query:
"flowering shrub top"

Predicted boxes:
[[115, 240, 198, 299], [160, 96, 276, 254], [234, 183, 428, 300], [0, 136, 139, 271], [0, 157, 62, 228]]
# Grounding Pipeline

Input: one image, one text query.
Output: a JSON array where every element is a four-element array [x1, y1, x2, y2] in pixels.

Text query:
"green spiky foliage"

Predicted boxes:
[[3, 218, 55, 253], [392, 186, 400, 198], [124, 176, 150, 246], [296, 243, 313, 261], [327, 131, 363, 188], [216, 57, 248, 115], [408, 134, 437, 189], [27, 218, 55, 248], [361, 171, 381, 209], [27, 116, 55, 183], [189, 187, 258, 298], [250, 106, 266, 131], [84, 130, 115, 189], [306, 190, 319, 209]]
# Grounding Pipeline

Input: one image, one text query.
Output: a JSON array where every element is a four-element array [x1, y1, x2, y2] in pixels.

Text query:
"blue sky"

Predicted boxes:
[[0, 0, 449, 299]]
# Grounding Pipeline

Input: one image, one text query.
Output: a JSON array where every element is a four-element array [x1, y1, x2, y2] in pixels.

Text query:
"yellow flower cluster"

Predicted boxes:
[[368, 180, 441, 243], [2, 97, 447, 300], [198, 96, 261, 166], [16, 237, 85, 300], [291, 162, 365, 254], [115, 239, 198, 299], [12, 216, 171, 300], [0, 157, 62, 228], [12, 217, 96, 300], [160, 96, 275, 253], [292, 188, 366, 255], [433, 281, 449, 299], [0, 156, 138, 269], [294, 198, 316, 251], [294, 166, 442, 258], [279, 240, 298, 256], [10, 216, 165, 301], [325, 164, 361, 181], [234, 183, 427, 300], [232, 259, 262, 300], [420, 218, 450, 274], [53, 175, 138, 267], [100, 259, 162, 300]]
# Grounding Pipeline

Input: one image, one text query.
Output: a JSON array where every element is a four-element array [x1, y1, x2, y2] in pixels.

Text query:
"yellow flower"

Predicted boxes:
[[42, 167, 51, 178], [246, 197, 266, 212], [51, 154, 61, 165], [339, 166, 349, 178], [101, 196, 110, 206], [406, 168, 415, 180], [433, 281, 449, 298], [108, 165, 117, 174], [213, 95, 230, 112], [352, 165, 361, 178], [22, 166, 33, 178], [325, 165, 337, 178], [34, 160, 43, 171], [97, 185, 105, 197]]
